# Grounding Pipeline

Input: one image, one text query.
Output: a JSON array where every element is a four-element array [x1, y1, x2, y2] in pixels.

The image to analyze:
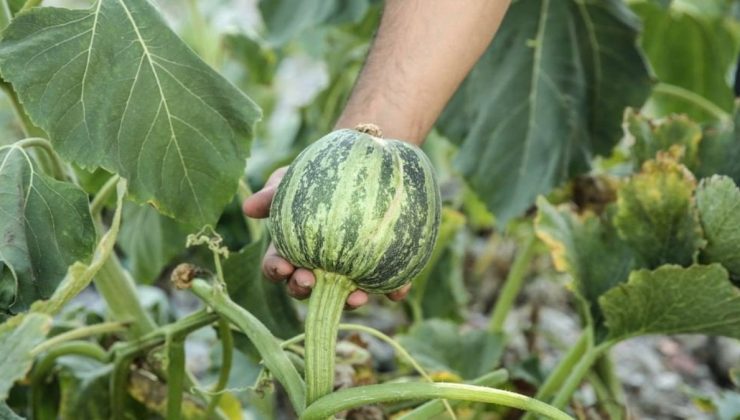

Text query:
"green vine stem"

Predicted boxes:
[[238, 179, 265, 241], [652, 83, 731, 122], [95, 255, 158, 338], [204, 317, 234, 418], [0, 82, 46, 138], [304, 271, 356, 405], [20, 0, 42, 13], [489, 229, 537, 333], [31, 321, 126, 356], [166, 336, 186, 420], [14, 137, 68, 180], [302, 382, 573, 420], [90, 175, 121, 215], [0, 0, 11, 31], [528, 331, 590, 406], [550, 342, 612, 409], [187, 278, 306, 414], [398, 369, 509, 419]]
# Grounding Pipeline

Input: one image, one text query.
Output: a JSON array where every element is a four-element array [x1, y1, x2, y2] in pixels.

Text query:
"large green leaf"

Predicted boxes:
[[0, 0, 261, 226], [614, 156, 704, 268], [535, 198, 635, 329], [0, 312, 52, 400], [601, 264, 740, 340], [396, 319, 503, 380], [0, 146, 95, 315], [634, 2, 740, 121], [696, 176, 740, 283], [437, 0, 651, 225], [118, 202, 190, 283]]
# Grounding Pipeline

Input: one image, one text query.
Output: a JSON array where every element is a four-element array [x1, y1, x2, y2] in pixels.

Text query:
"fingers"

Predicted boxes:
[[386, 283, 412, 302], [242, 167, 288, 218], [345, 290, 369, 310], [262, 243, 294, 282], [286, 268, 315, 300]]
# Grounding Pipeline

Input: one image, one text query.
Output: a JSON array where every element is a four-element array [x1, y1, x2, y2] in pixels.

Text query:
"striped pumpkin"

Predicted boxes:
[[269, 125, 442, 293]]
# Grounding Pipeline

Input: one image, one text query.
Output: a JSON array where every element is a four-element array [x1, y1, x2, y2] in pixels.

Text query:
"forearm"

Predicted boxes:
[[335, 0, 511, 145]]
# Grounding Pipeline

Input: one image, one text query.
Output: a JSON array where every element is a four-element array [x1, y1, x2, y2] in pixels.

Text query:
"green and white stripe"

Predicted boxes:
[[269, 128, 441, 293]]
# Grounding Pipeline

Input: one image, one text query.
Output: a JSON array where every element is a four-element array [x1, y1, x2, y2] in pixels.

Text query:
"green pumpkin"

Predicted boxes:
[[269, 125, 441, 293]]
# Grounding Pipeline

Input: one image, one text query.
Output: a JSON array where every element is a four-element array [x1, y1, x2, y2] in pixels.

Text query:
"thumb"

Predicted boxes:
[[242, 167, 287, 219]]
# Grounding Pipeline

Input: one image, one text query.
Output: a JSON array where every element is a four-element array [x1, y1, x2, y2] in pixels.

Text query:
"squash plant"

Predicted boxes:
[[0, 0, 739, 418]]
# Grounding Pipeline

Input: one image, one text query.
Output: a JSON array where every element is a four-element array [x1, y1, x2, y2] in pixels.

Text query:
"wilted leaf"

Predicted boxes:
[[0, 312, 52, 399], [536, 197, 635, 328], [396, 319, 503, 380], [601, 264, 740, 341], [438, 0, 651, 225], [118, 202, 190, 283], [0, 0, 261, 226], [695, 176, 740, 283], [0, 146, 95, 315], [624, 108, 702, 169], [614, 156, 703, 268]]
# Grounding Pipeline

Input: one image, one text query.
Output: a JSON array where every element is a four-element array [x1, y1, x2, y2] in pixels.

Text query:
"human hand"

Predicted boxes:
[[242, 167, 412, 309]]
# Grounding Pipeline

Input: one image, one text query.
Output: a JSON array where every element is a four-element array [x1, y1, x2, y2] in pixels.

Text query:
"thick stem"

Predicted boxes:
[[94, 255, 157, 338], [166, 336, 186, 420], [304, 270, 356, 405], [489, 229, 537, 333], [398, 369, 509, 419], [302, 382, 573, 420], [189, 278, 306, 414], [0, 0, 11, 31]]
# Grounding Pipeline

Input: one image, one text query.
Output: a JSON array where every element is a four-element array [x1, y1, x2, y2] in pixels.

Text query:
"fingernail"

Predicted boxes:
[[296, 277, 312, 288]]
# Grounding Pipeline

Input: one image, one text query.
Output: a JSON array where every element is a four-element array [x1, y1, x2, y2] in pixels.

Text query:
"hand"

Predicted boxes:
[[242, 167, 412, 309]]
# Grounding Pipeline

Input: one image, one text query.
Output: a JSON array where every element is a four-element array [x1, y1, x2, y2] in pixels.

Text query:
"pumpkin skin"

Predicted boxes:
[[269, 127, 441, 293]]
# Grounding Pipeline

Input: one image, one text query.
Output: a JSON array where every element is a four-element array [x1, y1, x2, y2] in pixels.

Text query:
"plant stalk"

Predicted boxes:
[[189, 278, 306, 414], [31, 321, 127, 356], [204, 317, 234, 417], [531, 331, 590, 404], [14, 137, 68, 180], [166, 336, 186, 420], [302, 382, 573, 420], [304, 270, 356, 405], [94, 254, 158, 338], [489, 229, 537, 333], [550, 342, 613, 409], [652, 83, 731, 121]]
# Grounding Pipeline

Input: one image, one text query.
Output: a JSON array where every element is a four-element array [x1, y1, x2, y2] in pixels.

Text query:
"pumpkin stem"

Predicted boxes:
[[355, 123, 383, 138], [304, 270, 357, 405]]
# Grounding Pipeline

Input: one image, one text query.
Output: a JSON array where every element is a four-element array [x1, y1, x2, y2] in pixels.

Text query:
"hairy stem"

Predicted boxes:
[[304, 271, 356, 405], [90, 175, 121, 215], [489, 229, 537, 333], [302, 382, 573, 420]]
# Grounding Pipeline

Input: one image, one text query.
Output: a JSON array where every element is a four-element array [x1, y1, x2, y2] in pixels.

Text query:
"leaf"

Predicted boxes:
[[0, 401, 24, 420], [614, 155, 704, 268], [222, 234, 301, 357], [0, 146, 96, 315], [0, 312, 52, 399], [0, 0, 261, 226], [437, 0, 651, 225], [396, 319, 503, 380], [634, 2, 740, 121], [695, 176, 740, 283], [118, 201, 190, 283], [55, 356, 114, 420], [259, 0, 373, 46], [535, 197, 635, 329], [624, 108, 702, 170], [695, 108, 740, 183], [600, 264, 740, 340]]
